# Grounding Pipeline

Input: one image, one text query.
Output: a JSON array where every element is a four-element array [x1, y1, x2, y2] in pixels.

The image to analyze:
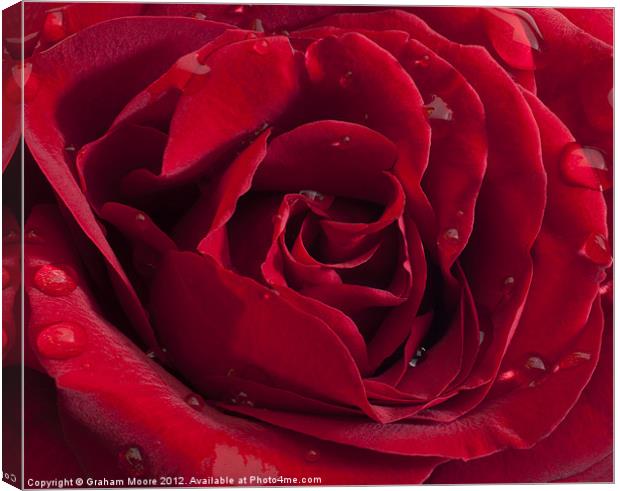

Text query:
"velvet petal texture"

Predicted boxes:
[[24, 205, 442, 484], [24, 16, 233, 350]]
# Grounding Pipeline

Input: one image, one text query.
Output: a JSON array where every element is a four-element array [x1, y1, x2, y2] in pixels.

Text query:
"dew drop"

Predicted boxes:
[[559, 142, 611, 191], [2, 267, 10, 289], [185, 393, 205, 410], [580, 232, 611, 266], [479, 331, 485, 345], [251, 18, 264, 32], [25, 228, 42, 243], [192, 12, 207, 20], [424, 95, 453, 121], [11, 62, 39, 103], [42, 10, 67, 43], [33, 264, 77, 296], [64, 144, 77, 154], [524, 355, 546, 372], [135, 212, 147, 222], [305, 449, 320, 463], [232, 5, 245, 14], [409, 346, 427, 367], [331, 135, 351, 148], [252, 39, 269, 55], [484, 8, 544, 70], [443, 228, 460, 241], [413, 54, 430, 68], [339, 70, 353, 88], [599, 281, 612, 296], [36, 322, 87, 360], [117, 445, 147, 477], [553, 351, 592, 372], [497, 369, 517, 383], [146, 351, 156, 359], [4, 230, 18, 243], [299, 190, 324, 201], [231, 391, 254, 407]]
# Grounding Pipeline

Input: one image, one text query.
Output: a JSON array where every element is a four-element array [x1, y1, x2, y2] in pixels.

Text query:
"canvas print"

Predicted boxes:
[[1, 2, 614, 487]]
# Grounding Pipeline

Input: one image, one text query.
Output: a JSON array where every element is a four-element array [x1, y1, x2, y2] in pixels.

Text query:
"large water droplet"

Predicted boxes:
[[580, 232, 612, 266], [299, 190, 324, 201], [559, 142, 611, 191], [552, 351, 592, 372], [185, 393, 205, 410], [424, 95, 453, 121], [36, 323, 87, 359], [33, 265, 77, 296], [42, 10, 67, 43], [2, 267, 10, 289], [305, 449, 320, 463], [484, 8, 544, 70], [118, 445, 147, 477], [252, 39, 269, 55], [339, 71, 353, 88]]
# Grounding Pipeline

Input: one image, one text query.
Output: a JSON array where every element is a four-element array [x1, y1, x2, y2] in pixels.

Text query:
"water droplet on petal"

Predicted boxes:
[[4, 230, 18, 243], [305, 449, 320, 463], [497, 369, 517, 383], [64, 144, 77, 155], [2, 267, 10, 289], [250, 18, 264, 32], [339, 70, 353, 88], [146, 351, 156, 359], [599, 281, 612, 296], [424, 95, 453, 121], [331, 136, 351, 148], [10, 63, 39, 102], [252, 39, 269, 55], [192, 12, 207, 20], [409, 346, 427, 367], [484, 8, 544, 70], [443, 228, 460, 241], [33, 265, 77, 296], [42, 10, 67, 43], [559, 143, 611, 191], [232, 5, 245, 14], [525, 355, 546, 371], [118, 445, 147, 477], [25, 228, 43, 243], [231, 391, 254, 407], [135, 212, 147, 222], [36, 322, 87, 359], [413, 54, 430, 68], [185, 393, 205, 410], [479, 331, 485, 345], [580, 232, 611, 266], [553, 351, 592, 372], [299, 190, 324, 201]]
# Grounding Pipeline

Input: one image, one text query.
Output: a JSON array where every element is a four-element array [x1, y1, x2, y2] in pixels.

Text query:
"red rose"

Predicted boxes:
[[3, 3, 612, 485]]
